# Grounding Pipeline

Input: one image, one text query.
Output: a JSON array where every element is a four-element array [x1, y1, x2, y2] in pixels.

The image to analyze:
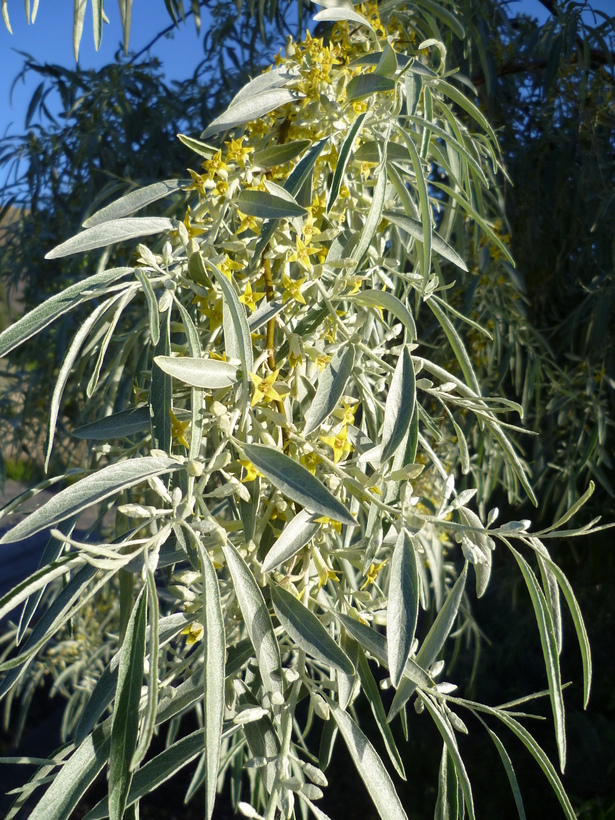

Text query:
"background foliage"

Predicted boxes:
[[0, 0, 614, 818]]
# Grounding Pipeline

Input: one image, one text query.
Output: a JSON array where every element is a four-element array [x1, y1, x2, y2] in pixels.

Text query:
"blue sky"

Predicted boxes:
[[0, 0, 613, 139]]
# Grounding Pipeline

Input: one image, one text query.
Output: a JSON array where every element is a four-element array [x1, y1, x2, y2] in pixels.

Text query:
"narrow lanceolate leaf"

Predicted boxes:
[[45, 218, 175, 259], [335, 612, 432, 691], [223, 542, 283, 696], [209, 260, 253, 409], [352, 161, 387, 268], [84, 180, 188, 227], [135, 269, 160, 345], [304, 345, 355, 435], [109, 587, 147, 820], [389, 562, 468, 721], [261, 510, 321, 574], [422, 696, 475, 820], [397, 128, 432, 289], [384, 210, 468, 271], [228, 66, 298, 107], [387, 530, 420, 688], [201, 89, 301, 138], [488, 710, 576, 820], [349, 289, 416, 340], [237, 189, 307, 220], [0, 267, 133, 359], [92, 0, 103, 50], [29, 723, 111, 820], [177, 133, 217, 159], [357, 650, 406, 779], [482, 725, 527, 820], [73, 0, 87, 60], [175, 300, 204, 461], [151, 307, 172, 453], [240, 442, 355, 527], [154, 356, 238, 389], [73, 406, 151, 440], [428, 299, 481, 397], [381, 346, 416, 463], [271, 585, 354, 675], [346, 74, 396, 102], [197, 543, 226, 820], [0, 457, 181, 544], [329, 702, 409, 820], [45, 298, 112, 471], [328, 113, 366, 213], [252, 140, 311, 168], [313, 6, 375, 32], [82, 729, 207, 820], [130, 566, 159, 772], [509, 546, 566, 773]]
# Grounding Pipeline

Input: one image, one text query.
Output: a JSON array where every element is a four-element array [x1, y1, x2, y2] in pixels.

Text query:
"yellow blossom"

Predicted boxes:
[[225, 136, 254, 168], [333, 401, 359, 426], [239, 460, 262, 482], [301, 451, 320, 475], [239, 281, 266, 312], [235, 209, 261, 236], [202, 149, 231, 181], [320, 425, 353, 463], [169, 409, 190, 449], [250, 369, 287, 406], [288, 235, 322, 274], [181, 622, 204, 646], [282, 273, 307, 304], [361, 560, 387, 590]]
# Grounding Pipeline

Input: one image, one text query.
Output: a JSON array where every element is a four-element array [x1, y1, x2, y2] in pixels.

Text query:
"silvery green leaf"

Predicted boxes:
[[73, 0, 86, 60], [389, 563, 467, 721], [174, 300, 204, 460], [223, 542, 284, 696], [237, 188, 307, 220], [427, 299, 481, 397], [252, 140, 311, 168], [509, 546, 566, 772], [335, 612, 432, 690], [201, 89, 301, 139], [304, 345, 355, 435], [438, 80, 497, 144], [329, 702, 409, 820], [313, 5, 375, 32], [349, 289, 416, 340], [209, 260, 253, 408], [397, 129, 432, 289], [405, 71, 422, 117], [45, 218, 175, 259], [375, 43, 398, 78], [357, 650, 406, 779], [198, 543, 225, 820], [482, 726, 527, 820], [177, 133, 217, 159], [387, 530, 420, 688], [45, 297, 113, 471], [153, 356, 238, 389], [0, 457, 181, 544], [384, 210, 468, 271], [346, 73, 396, 102], [151, 306, 172, 453], [29, 722, 111, 820], [422, 697, 475, 820], [248, 299, 284, 332], [82, 728, 206, 819], [130, 566, 159, 772], [72, 406, 151, 440], [355, 142, 411, 165], [271, 585, 354, 675], [229, 66, 298, 107], [135, 269, 160, 345], [0, 554, 81, 624], [241, 442, 355, 527], [83, 180, 188, 227], [352, 161, 387, 269], [381, 346, 416, 463], [92, 0, 103, 50], [242, 713, 280, 793], [261, 510, 321, 574], [109, 587, 147, 820], [328, 113, 366, 212], [0, 267, 133, 359]]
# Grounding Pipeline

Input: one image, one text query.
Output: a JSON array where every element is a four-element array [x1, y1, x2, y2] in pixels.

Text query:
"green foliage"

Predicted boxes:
[[0, 2, 612, 818]]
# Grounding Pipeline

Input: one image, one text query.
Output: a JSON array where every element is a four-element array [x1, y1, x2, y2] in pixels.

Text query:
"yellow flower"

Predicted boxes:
[[169, 409, 190, 449], [250, 369, 287, 406], [320, 425, 353, 463], [333, 401, 359, 426], [282, 273, 307, 304], [183, 207, 206, 238], [193, 293, 223, 332], [288, 235, 322, 274], [312, 545, 339, 589], [181, 622, 204, 646], [202, 149, 231, 181], [301, 451, 320, 475], [219, 254, 244, 279], [235, 209, 261, 236], [239, 281, 266, 312], [361, 560, 387, 590], [239, 460, 262, 482], [225, 136, 254, 168]]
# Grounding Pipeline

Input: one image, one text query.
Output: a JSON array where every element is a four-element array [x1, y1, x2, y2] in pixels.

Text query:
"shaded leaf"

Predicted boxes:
[[304, 345, 355, 435]]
